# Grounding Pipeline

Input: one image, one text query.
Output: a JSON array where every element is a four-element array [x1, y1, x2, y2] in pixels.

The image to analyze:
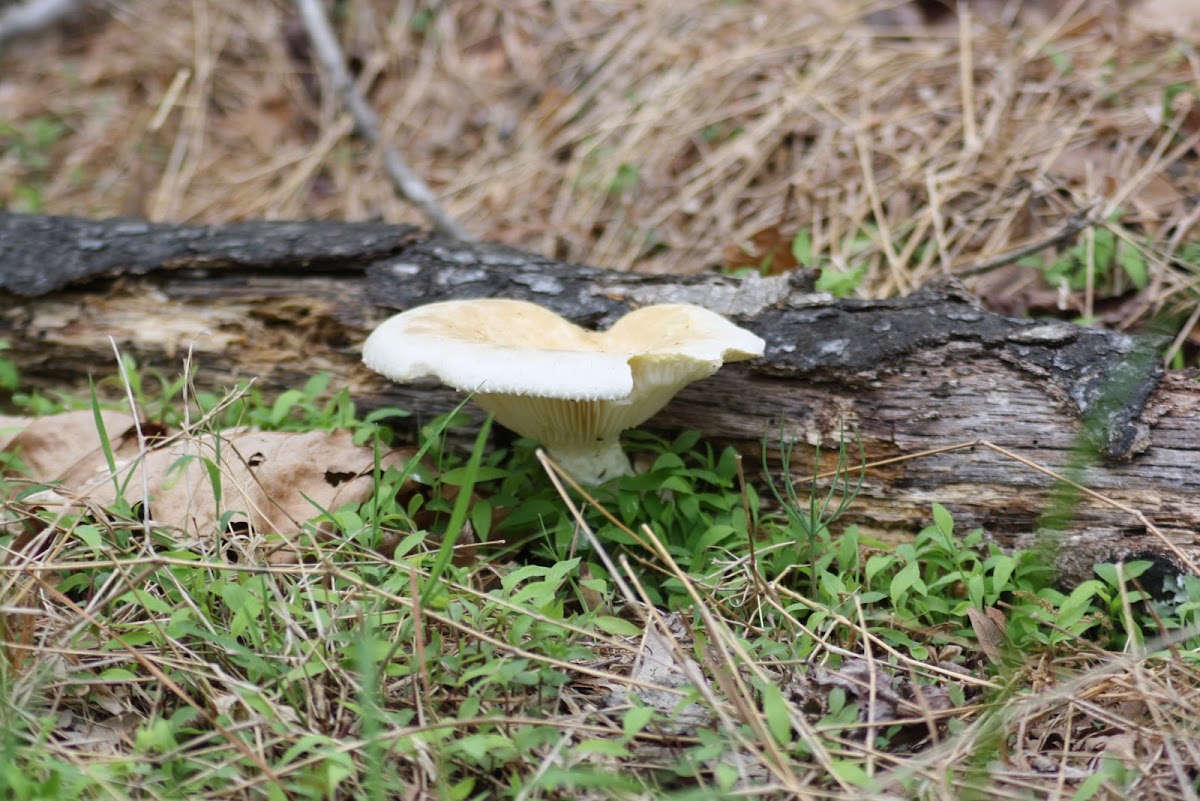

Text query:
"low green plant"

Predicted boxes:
[[0, 115, 69, 213], [4, 362, 1199, 799], [0, 341, 18, 395], [721, 225, 870, 296], [483, 429, 757, 605], [761, 422, 864, 596], [1021, 221, 1150, 300]]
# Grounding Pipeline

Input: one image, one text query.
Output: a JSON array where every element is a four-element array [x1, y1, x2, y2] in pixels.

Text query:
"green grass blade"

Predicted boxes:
[[420, 415, 492, 606]]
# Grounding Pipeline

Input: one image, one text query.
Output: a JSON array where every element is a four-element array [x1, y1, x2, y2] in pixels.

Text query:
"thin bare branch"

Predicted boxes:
[[293, 0, 469, 240]]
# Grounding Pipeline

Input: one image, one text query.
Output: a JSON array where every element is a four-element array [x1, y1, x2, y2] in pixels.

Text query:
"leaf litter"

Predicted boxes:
[[2, 410, 414, 560]]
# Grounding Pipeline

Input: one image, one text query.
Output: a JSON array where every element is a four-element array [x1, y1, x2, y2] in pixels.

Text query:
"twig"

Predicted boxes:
[[1163, 301, 1200, 368], [951, 211, 1094, 277], [293, 0, 469, 240], [108, 336, 153, 551], [0, 0, 82, 51]]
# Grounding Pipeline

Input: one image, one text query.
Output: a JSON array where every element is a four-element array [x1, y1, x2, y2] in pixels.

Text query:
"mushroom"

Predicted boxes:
[[362, 299, 765, 484]]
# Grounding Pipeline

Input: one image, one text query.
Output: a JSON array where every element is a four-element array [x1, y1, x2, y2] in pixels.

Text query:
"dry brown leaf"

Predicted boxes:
[[1132, 0, 1200, 38], [722, 223, 800, 276], [73, 429, 411, 547], [810, 659, 903, 722], [3, 413, 420, 561], [54, 711, 139, 756], [723, 187, 800, 276], [1049, 143, 1187, 223], [970, 262, 1061, 318], [966, 606, 1008, 665], [0, 410, 137, 485], [0, 606, 36, 674], [7, 426, 414, 562]]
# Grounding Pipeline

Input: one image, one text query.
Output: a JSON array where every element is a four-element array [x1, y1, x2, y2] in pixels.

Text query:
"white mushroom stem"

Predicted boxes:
[[546, 441, 632, 486], [473, 394, 636, 484]]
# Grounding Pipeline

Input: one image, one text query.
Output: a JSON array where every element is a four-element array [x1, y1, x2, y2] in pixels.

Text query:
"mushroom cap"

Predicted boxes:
[[362, 298, 765, 481], [362, 298, 764, 401]]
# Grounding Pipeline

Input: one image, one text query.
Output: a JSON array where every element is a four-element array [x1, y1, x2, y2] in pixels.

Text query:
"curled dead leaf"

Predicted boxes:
[[966, 606, 1008, 665]]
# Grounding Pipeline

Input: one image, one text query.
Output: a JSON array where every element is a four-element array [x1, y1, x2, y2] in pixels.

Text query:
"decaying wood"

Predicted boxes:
[[2, 212, 1197, 586]]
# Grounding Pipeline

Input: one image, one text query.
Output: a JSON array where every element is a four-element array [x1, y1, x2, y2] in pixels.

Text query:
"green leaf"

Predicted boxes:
[[439, 465, 510, 485], [989, 555, 1017, 596], [98, 668, 139, 681], [865, 554, 896, 584], [1057, 580, 1105, 630], [830, 758, 877, 789], [421, 416, 492, 606], [671, 430, 702, 453], [692, 524, 737, 561], [77, 524, 103, 550], [836, 528, 860, 572], [1099, 561, 1152, 585], [302, 372, 330, 399], [269, 389, 307, 425], [221, 582, 248, 611], [820, 570, 846, 601], [791, 228, 812, 265], [502, 559, 581, 593], [816, 264, 866, 298], [572, 739, 630, 758], [622, 705, 653, 739], [657, 475, 693, 494], [1094, 562, 1119, 587], [932, 503, 954, 537], [967, 573, 986, 609], [762, 683, 792, 746], [1118, 243, 1148, 290], [827, 687, 846, 715], [890, 561, 926, 605], [593, 616, 641, 637], [1068, 771, 1107, 801], [364, 406, 411, 423], [1092, 228, 1116, 269], [0, 358, 17, 390], [1163, 81, 1200, 121], [715, 762, 739, 791], [470, 498, 493, 540]]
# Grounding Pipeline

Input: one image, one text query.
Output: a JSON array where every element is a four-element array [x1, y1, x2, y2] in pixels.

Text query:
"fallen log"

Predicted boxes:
[[1, 212, 1197, 585]]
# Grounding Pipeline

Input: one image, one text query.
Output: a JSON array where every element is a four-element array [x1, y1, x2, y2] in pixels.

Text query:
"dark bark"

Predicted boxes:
[[1, 213, 1196, 585], [0, 211, 420, 296]]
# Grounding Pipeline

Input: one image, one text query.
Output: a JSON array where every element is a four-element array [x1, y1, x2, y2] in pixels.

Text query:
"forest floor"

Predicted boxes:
[[2, 1, 1200, 799]]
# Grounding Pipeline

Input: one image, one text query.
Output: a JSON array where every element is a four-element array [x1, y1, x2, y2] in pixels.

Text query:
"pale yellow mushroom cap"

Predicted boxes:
[[362, 298, 765, 483]]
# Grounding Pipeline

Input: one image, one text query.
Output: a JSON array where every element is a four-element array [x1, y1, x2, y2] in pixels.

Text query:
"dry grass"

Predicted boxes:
[[2, 2, 1198, 318]]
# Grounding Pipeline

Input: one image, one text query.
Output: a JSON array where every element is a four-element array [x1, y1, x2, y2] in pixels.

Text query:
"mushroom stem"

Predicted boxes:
[[473, 393, 637, 485], [545, 440, 633, 485]]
